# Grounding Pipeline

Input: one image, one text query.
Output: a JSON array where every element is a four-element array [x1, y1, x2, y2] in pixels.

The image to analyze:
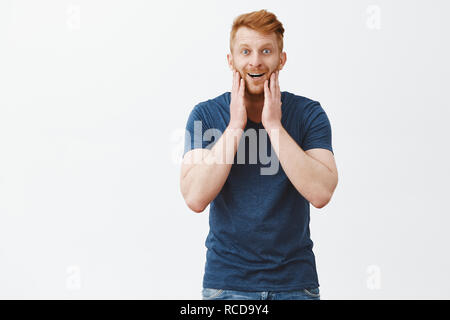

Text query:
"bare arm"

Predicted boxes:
[[180, 125, 243, 212], [262, 71, 338, 208], [267, 125, 338, 208], [180, 70, 247, 213]]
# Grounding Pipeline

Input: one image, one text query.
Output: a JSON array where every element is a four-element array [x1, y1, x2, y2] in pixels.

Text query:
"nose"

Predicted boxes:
[[249, 52, 263, 68]]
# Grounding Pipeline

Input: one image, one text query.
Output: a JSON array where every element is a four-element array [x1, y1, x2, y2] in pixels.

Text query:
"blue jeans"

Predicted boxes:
[[202, 287, 320, 300]]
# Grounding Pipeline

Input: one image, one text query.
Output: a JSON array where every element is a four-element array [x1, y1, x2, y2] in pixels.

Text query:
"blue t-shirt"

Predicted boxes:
[[183, 91, 333, 291]]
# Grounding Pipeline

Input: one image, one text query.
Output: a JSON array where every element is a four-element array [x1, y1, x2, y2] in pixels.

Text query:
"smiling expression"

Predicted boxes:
[[227, 27, 287, 95]]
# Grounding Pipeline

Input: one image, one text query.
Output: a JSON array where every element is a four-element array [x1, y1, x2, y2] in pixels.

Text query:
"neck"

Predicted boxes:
[[244, 90, 264, 123]]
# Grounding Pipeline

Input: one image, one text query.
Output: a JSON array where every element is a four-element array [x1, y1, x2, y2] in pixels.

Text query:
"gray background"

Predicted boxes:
[[0, 0, 449, 299]]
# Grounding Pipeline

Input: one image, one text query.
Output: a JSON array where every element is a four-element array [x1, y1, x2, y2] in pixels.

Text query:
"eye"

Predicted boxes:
[[263, 49, 271, 54], [242, 49, 249, 55]]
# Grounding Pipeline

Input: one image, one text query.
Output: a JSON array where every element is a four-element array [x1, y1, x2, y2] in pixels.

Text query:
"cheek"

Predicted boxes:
[[236, 68, 246, 78]]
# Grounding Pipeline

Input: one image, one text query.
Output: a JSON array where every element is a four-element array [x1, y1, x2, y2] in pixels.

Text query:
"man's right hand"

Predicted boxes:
[[181, 70, 247, 213], [229, 70, 247, 129]]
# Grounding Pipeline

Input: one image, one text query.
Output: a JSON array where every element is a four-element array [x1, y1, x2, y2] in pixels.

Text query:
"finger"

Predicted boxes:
[[239, 78, 245, 97], [275, 71, 280, 99], [264, 79, 270, 98], [232, 70, 234, 91], [232, 70, 238, 94], [276, 71, 280, 96], [270, 72, 276, 93], [236, 71, 242, 93]]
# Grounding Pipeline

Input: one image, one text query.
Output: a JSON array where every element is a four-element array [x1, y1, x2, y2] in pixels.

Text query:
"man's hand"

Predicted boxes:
[[262, 70, 282, 131], [181, 70, 248, 213], [229, 70, 247, 129]]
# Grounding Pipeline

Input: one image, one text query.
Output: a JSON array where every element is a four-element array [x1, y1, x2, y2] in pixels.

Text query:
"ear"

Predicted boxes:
[[278, 52, 287, 71], [227, 53, 234, 71]]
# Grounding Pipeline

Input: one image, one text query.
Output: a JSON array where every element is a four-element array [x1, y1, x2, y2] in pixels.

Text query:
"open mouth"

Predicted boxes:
[[247, 73, 265, 78]]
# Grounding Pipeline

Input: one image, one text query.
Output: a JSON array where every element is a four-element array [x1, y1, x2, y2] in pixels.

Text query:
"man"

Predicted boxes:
[[180, 9, 338, 300]]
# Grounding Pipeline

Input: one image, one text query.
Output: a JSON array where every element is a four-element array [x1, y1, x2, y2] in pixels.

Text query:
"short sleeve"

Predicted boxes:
[[183, 105, 213, 158], [301, 101, 334, 154]]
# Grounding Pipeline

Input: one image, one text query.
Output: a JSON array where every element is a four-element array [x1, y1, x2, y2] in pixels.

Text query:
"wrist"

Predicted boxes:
[[263, 120, 282, 132], [228, 120, 246, 130]]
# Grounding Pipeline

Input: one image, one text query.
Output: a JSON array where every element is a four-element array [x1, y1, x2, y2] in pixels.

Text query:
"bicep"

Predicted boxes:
[[305, 148, 338, 177]]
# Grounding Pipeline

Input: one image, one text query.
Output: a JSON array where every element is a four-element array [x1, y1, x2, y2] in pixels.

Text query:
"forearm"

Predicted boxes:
[[181, 125, 243, 212], [267, 125, 337, 208]]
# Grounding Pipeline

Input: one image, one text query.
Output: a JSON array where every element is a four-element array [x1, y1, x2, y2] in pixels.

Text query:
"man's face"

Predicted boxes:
[[227, 27, 286, 95]]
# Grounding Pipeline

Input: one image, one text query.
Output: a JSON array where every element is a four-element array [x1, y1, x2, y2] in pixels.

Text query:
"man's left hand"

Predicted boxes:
[[262, 70, 282, 131]]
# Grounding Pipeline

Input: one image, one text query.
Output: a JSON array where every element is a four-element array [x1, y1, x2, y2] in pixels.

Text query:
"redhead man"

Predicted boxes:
[[180, 9, 338, 300]]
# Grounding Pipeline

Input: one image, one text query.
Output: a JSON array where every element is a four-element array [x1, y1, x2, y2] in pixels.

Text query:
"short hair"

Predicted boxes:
[[230, 9, 285, 54]]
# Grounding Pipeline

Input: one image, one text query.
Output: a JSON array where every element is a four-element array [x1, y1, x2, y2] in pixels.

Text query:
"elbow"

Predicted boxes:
[[186, 197, 207, 213], [312, 174, 338, 209], [180, 166, 209, 213], [311, 199, 329, 209], [312, 201, 328, 209], [180, 180, 207, 213], [181, 188, 208, 213], [311, 191, 333, 209]]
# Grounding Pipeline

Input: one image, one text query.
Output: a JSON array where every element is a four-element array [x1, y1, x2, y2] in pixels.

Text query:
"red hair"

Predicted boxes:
[[230, 9, 285, 54]]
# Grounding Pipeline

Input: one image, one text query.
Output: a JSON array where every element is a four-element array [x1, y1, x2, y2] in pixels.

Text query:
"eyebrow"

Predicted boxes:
[[238, 42, 274, 48]]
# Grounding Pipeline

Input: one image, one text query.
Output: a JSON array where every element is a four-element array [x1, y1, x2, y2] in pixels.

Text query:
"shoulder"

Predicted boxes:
[[283, 91, 321, 111], [186, 92, 230, 128], [283, 91, 327, 121], [193, 92, 230, 115]]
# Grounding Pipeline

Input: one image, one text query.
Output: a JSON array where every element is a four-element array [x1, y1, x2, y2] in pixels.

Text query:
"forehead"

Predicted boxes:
[[234, 27, 277, 47]]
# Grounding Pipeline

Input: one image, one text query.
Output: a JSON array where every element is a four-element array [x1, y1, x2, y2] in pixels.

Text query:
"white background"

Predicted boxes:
[[0, 0, 449, 299]]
